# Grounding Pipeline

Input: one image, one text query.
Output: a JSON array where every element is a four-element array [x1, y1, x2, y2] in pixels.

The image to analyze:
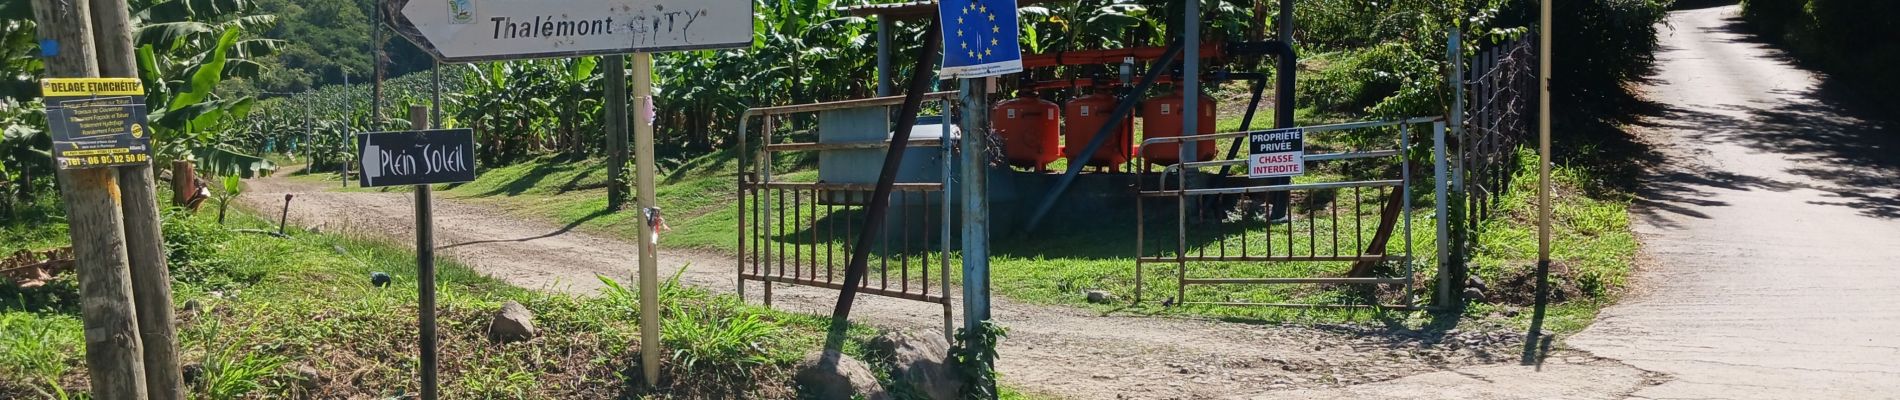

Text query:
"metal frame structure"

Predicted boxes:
[[1134, 117, 1449, 309], [737, 92, 961, 337]]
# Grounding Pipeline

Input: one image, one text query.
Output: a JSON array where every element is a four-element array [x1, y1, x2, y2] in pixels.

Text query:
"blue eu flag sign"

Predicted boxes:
[[939, 0, 1024, 79]]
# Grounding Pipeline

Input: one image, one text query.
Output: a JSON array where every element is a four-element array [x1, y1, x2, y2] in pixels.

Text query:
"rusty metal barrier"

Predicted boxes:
[[1135, 118, 1446, 309], [737, 93, 959, 336]]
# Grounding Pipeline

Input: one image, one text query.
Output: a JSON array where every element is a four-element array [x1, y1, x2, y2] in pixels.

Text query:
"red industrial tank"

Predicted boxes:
[[993, 91, 1061, 171], [1141, 87, 1217, 166], [1064, 88, 1133, 169]]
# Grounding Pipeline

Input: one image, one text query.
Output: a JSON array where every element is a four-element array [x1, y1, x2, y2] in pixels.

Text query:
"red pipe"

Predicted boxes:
[[1020, 42, 1226, 69], [1027, 76, 1179, 90]]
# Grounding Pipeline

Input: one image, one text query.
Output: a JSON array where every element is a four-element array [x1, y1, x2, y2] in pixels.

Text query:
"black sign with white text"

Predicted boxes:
[[356, 129, 477, 187], [41, 78, 153, 170]]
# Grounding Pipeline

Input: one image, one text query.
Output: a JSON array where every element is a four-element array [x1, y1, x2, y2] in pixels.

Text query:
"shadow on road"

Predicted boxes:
[[438, 207, 616, 250], [1630, 16, 1900, 224]]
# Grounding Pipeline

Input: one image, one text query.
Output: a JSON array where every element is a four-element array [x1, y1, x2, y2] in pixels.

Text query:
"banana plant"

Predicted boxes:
[[214, 174, 240, 224], [139, 29, 275, 178], [1, 98, 51, 217], [1, 17, 40, 101], [122, 0, 285, 178]]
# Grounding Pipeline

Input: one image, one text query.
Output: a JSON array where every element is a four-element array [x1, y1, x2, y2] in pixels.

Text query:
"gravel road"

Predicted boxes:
[[241, 176, 1521, 399]]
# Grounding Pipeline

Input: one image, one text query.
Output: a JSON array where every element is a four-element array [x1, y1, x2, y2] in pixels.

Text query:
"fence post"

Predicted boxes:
[[1433, 122, 1453, 309], [170, 160, 194, 205], [1448, 30, 1464, 193], [1442, 29, 1468, 310]]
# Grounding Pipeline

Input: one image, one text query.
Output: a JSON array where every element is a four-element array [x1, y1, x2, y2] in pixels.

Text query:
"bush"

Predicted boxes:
[[1300, 43, 1408, 115], [163, 209, 233, 282], [1547, 0, 1672, 111], [1291, 0, 1673, 122], [161, 209, 269, 291], [0, 274, 80, 314], [1743, 0, 1900, 112]]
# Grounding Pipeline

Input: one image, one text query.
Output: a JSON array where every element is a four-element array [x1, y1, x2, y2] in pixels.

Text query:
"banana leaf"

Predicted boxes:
[[191, 144, 275, 178], [134, 21, 213, 53], [171, 28, 239, 112]]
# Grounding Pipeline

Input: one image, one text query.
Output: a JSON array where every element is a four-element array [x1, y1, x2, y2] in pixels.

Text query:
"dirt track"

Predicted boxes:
[[242, 176, 1521, 399]]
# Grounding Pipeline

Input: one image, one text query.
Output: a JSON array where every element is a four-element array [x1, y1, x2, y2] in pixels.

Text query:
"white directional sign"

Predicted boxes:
[[387, 0, 753, 63]]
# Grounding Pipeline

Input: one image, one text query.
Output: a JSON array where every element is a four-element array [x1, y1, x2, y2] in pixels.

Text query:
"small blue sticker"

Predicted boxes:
[[39, 39, 58, 57]]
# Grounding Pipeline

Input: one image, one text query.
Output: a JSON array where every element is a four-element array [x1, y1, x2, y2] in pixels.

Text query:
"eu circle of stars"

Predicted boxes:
[[941, 0, 1022, 73]]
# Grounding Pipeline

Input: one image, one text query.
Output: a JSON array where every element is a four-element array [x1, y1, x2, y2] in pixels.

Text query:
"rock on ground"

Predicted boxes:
[[488, 300, 537, 343], [794, 350, 890, 400], [871, 331, 964, 400], [288, 363, 322, 389]]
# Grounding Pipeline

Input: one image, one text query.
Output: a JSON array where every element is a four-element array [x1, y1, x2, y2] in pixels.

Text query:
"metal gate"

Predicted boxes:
[[736, 93, 960, 336], [1135, 118, 1448, 309]]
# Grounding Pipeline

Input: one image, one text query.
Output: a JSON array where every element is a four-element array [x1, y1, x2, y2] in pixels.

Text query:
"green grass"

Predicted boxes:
[[290, 117, 1635, 332], [1, 188, 982, 399], [1461, 149, 1639, 333], [2, 195, 69, 254]]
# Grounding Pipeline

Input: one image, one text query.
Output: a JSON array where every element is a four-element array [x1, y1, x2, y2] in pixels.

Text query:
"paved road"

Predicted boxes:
[[1562, 4, 1900, 398], [1284, 4, 1900, 399]]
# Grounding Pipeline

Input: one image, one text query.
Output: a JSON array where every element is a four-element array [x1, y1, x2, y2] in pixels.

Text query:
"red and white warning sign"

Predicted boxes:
[[1247, 127, 1305, 178]]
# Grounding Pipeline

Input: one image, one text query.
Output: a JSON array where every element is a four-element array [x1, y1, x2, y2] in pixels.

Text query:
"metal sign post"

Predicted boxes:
[[358, 105, 475, 400], [940, 0, 1023, 396], [380, 0, 753, 389]]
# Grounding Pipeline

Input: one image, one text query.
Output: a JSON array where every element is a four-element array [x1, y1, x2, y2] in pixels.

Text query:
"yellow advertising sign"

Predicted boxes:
[[41, 78, 152, 170], [40, 78, 145, 97]]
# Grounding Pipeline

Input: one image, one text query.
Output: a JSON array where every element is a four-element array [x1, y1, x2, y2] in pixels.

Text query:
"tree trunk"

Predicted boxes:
[[170, 160, 194, 206]]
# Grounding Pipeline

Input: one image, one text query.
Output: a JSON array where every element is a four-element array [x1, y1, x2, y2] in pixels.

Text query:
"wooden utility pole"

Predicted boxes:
[[372, 5, 385, 131], [1525, 0, 1555, 363], [88, 0, 184, 396], [31, 0, 150, 397], [605, 55, 629, 210]]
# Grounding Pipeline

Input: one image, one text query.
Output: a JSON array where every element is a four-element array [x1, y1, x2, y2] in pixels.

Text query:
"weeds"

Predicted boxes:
[[189, 308, 289, 399], [2, 195, 896, 398], [0, 312, 82, 385], [661, 299, 778, 375], [951, 321, 1008, 400]]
